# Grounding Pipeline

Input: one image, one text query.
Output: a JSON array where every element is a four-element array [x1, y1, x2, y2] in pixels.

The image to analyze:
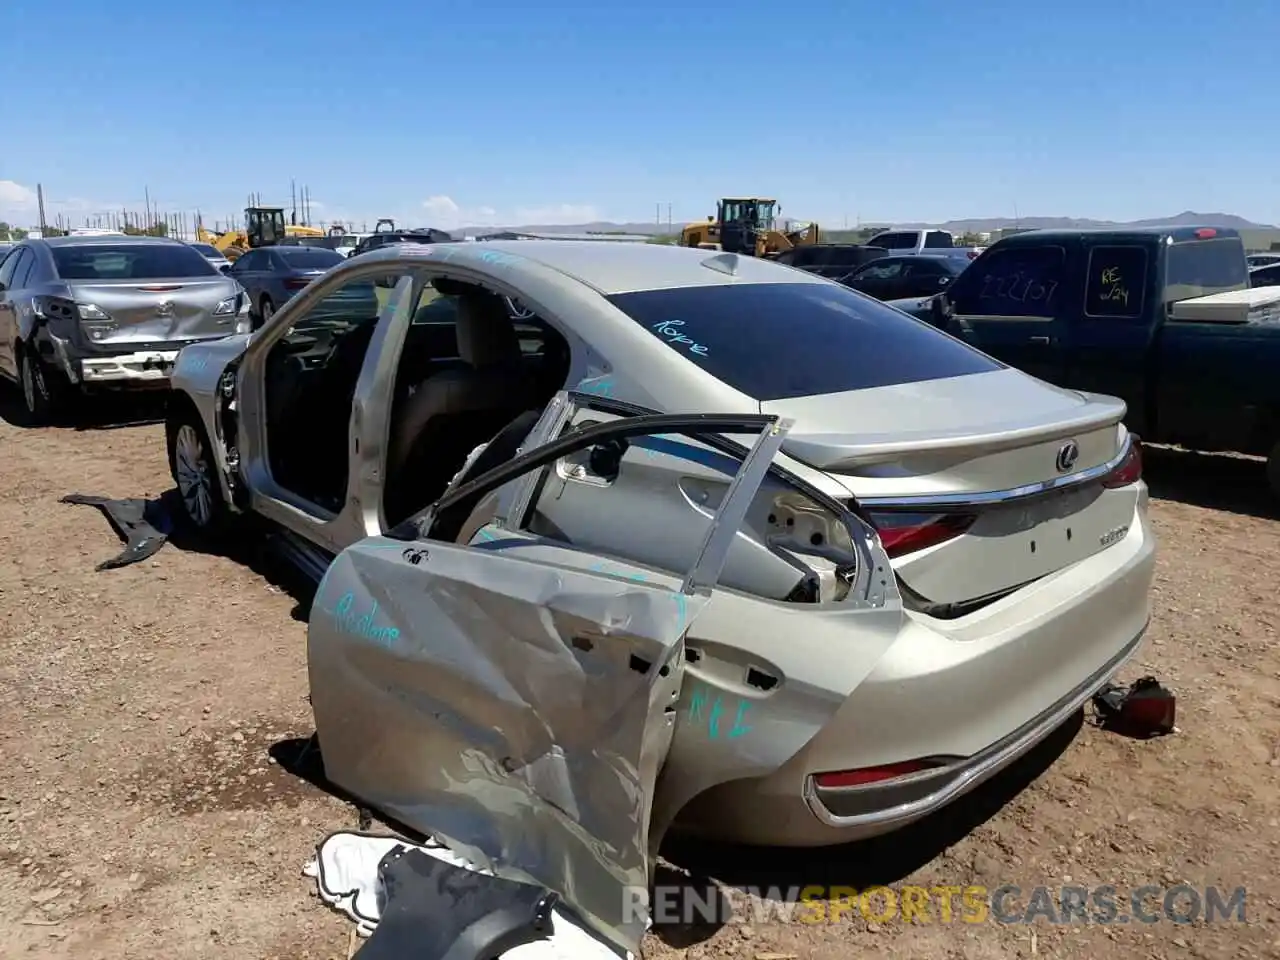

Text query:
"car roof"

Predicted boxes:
[[997, 225, 1242, 244], [359, 239, 832, 294], [43, 234, 184, 248]]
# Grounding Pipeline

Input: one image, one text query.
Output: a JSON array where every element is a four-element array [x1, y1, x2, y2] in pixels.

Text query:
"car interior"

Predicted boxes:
[[263, 275, 571, 526]]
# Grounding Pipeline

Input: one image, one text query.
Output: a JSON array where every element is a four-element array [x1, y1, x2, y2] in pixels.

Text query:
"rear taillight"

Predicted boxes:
[[813, 758, 953, 788], [1102, 437, 1143, 488], [284, 277, 311, 290], [867, 511, 976, 558]]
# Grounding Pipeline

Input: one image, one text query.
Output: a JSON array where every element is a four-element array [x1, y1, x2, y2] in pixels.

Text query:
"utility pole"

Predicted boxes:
[[36, 183, 47, 233], [667, 203, 672, 233], [291, 179, 297, 225], [144, 186, 152, 231]]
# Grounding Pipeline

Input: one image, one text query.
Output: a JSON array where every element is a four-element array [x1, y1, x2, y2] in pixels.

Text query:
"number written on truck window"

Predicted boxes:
[[1085, 246, 1148, 319], [952, 245, 1066, 318]]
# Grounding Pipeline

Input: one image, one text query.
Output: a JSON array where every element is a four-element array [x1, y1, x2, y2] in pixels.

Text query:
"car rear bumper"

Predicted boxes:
[[44, 331, 221, 387], [77, 349, 179, 384], [675, 497, 1156, 846]]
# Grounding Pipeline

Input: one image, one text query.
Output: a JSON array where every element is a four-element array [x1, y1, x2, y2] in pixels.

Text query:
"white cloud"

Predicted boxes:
[[420, 195, 599, 231], [0, 180, 37, 223], [0, 179, 127, 230]]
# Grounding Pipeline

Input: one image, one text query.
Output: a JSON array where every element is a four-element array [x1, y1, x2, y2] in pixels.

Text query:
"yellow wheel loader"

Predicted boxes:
[[679, 198, 819, 257], [197, 208, 324, 261]]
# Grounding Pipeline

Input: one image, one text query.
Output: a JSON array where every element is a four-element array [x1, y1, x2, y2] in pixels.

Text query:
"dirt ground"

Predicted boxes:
[[0, 391, 1277, 960]]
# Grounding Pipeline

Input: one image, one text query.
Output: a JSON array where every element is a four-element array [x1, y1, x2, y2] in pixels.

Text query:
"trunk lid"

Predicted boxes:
[[762, 368, 1139, 606], [67, 278, 242, 346]]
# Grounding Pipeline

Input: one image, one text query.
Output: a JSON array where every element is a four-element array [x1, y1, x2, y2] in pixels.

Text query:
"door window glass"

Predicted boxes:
[[950, 245, 1067, 317], [1084, 246, 1147, 318]]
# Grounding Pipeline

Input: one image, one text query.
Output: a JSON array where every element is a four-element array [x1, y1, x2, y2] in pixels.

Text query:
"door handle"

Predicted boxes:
[[1029, 335, 1051, 345]]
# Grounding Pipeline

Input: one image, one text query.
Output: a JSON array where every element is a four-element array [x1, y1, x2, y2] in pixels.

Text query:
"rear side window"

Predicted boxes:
[[872, 232, 916, 250], [278, 247, 344, 269], [1251, 264, 1280, 288], [924, 231, 954, 248], [1163, 237, 1248, 302], [52, 243, 218, 280], [950, 244, 1066, 318], [607, 282, 1003, 401], [11, 250, 36, 289], [0, 247, 27, 288], [1085, 246, 1148, 318]]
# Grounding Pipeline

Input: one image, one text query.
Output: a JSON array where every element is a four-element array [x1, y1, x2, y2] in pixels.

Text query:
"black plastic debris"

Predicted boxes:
[[355, 846, 558, 960], [61, 494, 172, 570], [1091, 676, 1176, 738]]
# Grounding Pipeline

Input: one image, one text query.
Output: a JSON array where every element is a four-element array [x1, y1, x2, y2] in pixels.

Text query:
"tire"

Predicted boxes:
[[16, 343, 67, 426], [166, 402, 233, 538], [259, 296, 275, 325]]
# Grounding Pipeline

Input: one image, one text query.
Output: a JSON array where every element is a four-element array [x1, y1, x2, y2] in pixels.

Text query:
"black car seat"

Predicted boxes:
[[382, 291, 536, 526]]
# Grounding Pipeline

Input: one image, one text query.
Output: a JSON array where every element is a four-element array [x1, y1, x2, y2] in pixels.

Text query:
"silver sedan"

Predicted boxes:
[[164, 240, 1154, 954]]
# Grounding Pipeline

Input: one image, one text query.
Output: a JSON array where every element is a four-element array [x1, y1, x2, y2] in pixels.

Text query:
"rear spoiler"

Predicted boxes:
[[780, 393, 1126, 471]]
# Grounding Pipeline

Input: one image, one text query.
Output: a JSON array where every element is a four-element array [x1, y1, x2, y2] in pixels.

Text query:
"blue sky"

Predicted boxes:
[[4, 0, 1280, 231]]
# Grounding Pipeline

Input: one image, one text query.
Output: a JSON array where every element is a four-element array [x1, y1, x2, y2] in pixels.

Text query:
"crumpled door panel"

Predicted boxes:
[[309, 540, 704, 955]]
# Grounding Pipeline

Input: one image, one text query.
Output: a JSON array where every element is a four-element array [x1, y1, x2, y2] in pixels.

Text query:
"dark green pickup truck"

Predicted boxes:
[[929, 225, 1280, 497]]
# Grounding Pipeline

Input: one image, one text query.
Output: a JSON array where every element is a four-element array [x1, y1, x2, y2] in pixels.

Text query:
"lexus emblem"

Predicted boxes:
[[1055, 439, 1080, 473], [156, 300, 175, 318]]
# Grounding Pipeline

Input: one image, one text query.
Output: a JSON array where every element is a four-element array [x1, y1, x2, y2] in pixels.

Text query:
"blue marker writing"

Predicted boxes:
[[324, 591, 400, 646], [652, 320, 709, 356]]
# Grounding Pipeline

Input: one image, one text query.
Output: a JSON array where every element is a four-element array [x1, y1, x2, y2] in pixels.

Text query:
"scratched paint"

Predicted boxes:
[[686, 685, 752, 739]]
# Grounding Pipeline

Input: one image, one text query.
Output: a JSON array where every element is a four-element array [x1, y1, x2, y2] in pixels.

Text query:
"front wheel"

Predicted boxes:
[[166, 404, 233, 538], [259, 296, 276, 325]]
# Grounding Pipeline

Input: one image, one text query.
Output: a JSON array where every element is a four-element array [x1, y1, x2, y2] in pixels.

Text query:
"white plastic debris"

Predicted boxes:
[[303, 831, 630, 960]]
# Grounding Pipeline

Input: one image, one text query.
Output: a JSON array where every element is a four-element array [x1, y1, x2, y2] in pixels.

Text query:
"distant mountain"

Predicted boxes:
[[452, 211, 1276, 237], [454, 221, 671, 238], [876, 211, 1278, 233]]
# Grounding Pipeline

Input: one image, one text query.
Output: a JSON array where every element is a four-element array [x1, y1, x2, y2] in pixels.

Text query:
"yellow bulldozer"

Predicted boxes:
[[679, 197, 819, 257], [196, 207, 326, 261]]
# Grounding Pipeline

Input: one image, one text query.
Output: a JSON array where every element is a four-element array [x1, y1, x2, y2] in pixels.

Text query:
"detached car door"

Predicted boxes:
[[307, 394, 792, 956]]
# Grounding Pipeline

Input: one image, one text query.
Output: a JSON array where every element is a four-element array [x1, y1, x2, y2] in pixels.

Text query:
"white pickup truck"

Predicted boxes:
[[866, 228, 984, 258]]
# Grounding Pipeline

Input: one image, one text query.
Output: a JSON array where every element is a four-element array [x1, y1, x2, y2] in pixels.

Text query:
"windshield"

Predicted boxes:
[[53, 243, 219, 280], [279, 247, 344, 269], [1164, 237, 1248, 302], [607, 282, 1003, 401]]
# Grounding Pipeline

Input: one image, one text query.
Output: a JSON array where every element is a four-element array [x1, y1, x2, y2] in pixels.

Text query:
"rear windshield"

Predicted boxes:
[[607, 282, 1003, 401], [1163, 237, 1248, 302], [278, 247, 344, 268], [52, 243, 219, 280], [190, 243, 220, 257]]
